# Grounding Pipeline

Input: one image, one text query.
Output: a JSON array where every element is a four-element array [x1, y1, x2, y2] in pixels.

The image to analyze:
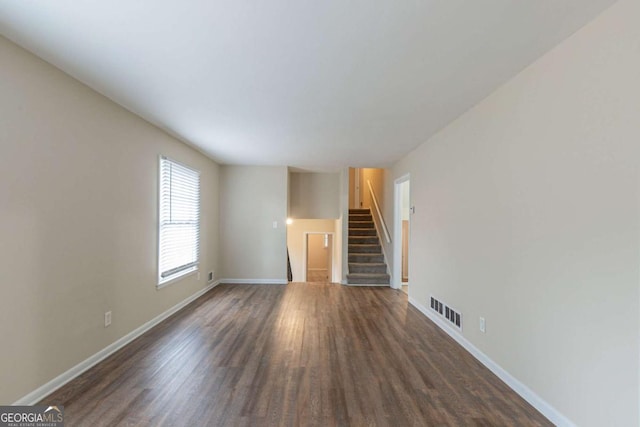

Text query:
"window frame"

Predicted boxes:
[[157, 155, 201, 288]]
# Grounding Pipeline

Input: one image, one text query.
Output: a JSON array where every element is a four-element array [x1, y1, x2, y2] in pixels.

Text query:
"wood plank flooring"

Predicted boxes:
[[41, 283, 552, 426]]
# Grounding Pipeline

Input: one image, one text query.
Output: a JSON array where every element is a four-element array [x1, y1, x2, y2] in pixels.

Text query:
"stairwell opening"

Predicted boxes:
[[306, 232, 333, 282], [347, 168, 390, 286], [393, 176, 410, 293]]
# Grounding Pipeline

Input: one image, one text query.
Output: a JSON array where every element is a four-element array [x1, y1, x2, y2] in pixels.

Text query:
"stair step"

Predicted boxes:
[[347, 206, 386, 281], [347, 273, 390, 285], [348, 253, 384, 263], [349, 236, 379, 245], [349, 214, 373, 222], [349, 263, 387, 274], [348, 244, 381, 254], [350, 221, 374, 229], [349, 228, 377, 237]]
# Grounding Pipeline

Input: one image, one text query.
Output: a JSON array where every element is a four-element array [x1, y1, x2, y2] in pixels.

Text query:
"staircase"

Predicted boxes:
[[347, 208, 390, 285]]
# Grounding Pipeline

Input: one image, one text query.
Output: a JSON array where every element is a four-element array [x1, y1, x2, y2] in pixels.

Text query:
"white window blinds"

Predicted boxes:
[[158, 157, 200, 285]]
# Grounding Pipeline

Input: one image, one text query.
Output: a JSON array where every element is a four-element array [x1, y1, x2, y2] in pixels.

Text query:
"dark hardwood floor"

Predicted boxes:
[[41, 283, 552, 426]]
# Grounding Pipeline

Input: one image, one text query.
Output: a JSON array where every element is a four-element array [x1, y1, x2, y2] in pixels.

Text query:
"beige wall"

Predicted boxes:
[[289, 172, 340, 219], [307, 234, 330, 270], [385, 1, 639, 425], [0, 36, 220, 404], [219, 166, 288, 282], [286, 219, 339, 282], [360, 168, 385, 210]]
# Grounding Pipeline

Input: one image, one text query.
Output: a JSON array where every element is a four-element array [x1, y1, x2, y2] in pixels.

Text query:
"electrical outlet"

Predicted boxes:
[[105, 311, 112, 327], [479, 317, 486, 333]]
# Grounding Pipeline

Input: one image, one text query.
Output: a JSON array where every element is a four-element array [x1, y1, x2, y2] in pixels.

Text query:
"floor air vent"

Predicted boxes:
[[430, 296, 462, 331]]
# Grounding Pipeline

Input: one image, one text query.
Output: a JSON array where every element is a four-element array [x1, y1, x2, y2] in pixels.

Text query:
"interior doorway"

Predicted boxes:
[[305, 233, 333, 282], [393, 175, 410, 293], [349, 168, 361, 209]]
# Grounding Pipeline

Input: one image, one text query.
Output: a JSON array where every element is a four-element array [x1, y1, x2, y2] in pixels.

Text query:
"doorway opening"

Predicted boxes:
[[305, 232, 333, 282], [393, 175, 410, 293]]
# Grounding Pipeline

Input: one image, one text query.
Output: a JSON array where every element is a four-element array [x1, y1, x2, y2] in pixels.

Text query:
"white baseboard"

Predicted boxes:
[[408, 296, 574, 427], [220, 278, 288, 285], [13, 280, 221, 406]]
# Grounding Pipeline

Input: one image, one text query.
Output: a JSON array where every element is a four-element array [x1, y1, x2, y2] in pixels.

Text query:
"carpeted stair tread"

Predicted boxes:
[[348, 253, 385, 263], [349, 236, 379, 244], [350, 221, 375, 229], [349, 214, 373, 221], [348, 263, 387, 274], [349, 228, 377, 236], [348, 244, 381, 253], [346, 273, 391, 285]]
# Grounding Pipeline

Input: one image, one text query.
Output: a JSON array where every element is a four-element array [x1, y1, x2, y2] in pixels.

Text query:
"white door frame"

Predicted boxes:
[[354, 168, 361, 209], [393, 174, 410, 289], [303, 232, 335, 282]]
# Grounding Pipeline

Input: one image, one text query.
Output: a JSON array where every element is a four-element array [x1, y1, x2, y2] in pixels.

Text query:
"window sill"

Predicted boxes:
[[157, 268, 198, 290]]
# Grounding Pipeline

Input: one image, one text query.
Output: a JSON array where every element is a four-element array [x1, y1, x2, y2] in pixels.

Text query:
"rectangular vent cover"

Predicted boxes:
[[430, 296, 462, 331]]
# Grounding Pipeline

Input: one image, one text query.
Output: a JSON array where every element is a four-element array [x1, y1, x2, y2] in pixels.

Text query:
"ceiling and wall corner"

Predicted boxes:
[[0, 0, 617, 170]]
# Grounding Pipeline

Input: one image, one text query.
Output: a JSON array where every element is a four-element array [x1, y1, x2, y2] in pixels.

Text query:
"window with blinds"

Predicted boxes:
[[158, 156, 200, 286]]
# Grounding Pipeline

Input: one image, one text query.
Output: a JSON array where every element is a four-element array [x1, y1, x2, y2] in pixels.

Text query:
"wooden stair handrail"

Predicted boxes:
[[367, 179, 391, 244]]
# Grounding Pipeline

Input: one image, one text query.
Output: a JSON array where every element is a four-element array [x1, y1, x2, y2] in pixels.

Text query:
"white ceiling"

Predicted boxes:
[[0, 0, 615, 171]]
